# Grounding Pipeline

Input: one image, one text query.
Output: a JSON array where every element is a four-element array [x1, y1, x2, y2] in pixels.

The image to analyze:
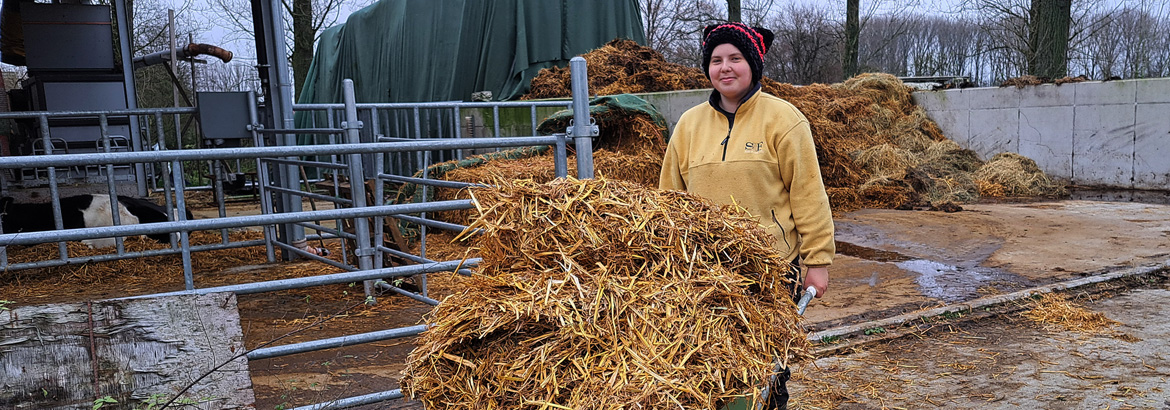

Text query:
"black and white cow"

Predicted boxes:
[[0, 195, 190, 248]]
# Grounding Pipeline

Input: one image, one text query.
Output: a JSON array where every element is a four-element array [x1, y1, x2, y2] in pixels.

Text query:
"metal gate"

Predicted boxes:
[[0, 58, 597, 409]]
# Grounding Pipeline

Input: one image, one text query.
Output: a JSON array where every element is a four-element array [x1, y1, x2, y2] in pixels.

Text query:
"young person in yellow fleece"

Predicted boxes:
[[659, 22, 834, 304]]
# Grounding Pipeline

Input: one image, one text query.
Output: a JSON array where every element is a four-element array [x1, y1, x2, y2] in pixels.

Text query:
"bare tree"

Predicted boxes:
[[131, 0, 204, 108], [205, 0, 375, 95], [199, 61, 262, 92], [765, 3, 841, 84], [960, 0, 1115, 81]]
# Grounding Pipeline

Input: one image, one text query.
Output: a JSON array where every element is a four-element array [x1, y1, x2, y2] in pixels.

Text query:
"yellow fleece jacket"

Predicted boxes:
[[659, 89, 835, 267]]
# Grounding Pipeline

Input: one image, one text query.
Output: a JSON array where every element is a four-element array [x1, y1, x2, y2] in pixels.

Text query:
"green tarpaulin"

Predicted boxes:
[[297, 0, 645, 104]]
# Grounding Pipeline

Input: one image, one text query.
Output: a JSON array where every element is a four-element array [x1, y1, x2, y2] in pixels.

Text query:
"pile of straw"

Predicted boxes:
[[523, 39, 709, 100], [974, 153, 1067, 197], [419, 105, 666, 226], [1023, 293, 1118, 333], [402, 178, 811, 409], [519, 42, 1067, 212]]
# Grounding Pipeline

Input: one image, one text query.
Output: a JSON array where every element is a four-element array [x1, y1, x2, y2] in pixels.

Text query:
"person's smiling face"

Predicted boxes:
[[708, 43, 752, 108]]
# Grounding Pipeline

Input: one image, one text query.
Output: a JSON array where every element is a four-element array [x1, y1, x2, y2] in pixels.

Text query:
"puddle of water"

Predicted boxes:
[[839, 241, 1031, 303], [896, 259, 1026, 303], [1069, 188, 1170, 205]]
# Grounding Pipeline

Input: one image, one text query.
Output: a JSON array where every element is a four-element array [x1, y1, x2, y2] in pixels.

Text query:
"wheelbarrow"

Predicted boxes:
[[721, 287, 816, 410]]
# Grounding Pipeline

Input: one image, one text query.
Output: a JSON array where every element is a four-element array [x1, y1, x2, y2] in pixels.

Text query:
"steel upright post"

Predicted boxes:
[[569, 57, 596, 179], [342, 80, 378, 303]]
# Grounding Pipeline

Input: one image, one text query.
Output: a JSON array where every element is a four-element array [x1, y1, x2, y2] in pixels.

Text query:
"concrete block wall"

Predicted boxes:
[[912, 78, 1170, 190]]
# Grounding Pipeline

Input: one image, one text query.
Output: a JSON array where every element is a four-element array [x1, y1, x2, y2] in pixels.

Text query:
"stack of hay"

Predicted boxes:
[[402, 178, 811, 409]]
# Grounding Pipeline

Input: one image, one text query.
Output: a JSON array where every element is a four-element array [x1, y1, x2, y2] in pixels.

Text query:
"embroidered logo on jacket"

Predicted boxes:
[[744, 141, 766, 154]]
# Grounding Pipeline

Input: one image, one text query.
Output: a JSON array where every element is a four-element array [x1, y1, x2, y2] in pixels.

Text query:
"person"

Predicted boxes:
[[658, 22, 834, 302], [659, 21, 834, 410]]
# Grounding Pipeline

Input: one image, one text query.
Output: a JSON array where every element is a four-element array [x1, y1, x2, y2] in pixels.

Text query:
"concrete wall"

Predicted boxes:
[[635, 88, 712, 133], [912, 78, 1170, 190]]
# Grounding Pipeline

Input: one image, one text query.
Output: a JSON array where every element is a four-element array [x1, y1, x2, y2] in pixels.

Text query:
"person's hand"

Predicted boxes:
[[804, 267, 828, 298]]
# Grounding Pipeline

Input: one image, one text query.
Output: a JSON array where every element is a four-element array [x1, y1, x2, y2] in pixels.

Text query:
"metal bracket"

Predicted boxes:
[[340, 120, 364, 130], [354, 248, 377, 257], [566, 118, 600, 138]]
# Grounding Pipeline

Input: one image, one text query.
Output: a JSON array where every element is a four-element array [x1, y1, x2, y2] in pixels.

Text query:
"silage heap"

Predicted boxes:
[[401, 178, 812, 409]]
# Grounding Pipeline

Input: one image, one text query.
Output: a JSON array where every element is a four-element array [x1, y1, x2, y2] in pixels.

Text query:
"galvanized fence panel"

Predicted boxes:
[[0, 57, 596, 409]]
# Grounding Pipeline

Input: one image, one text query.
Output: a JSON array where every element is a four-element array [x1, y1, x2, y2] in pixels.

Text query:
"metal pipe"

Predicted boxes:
[[0, 107, 196, 119], [0, 137, 562, 168], [265, 185, 353, 206], [154, 112, 177, 249], [554, 133, 568, 178], [248, 325, 427, 361], [261, 157, 349, 170], [117, 258, 480, 299], [288, 390, 405, 410], [171, 158, 195, 289], [114, 0, 145, 196], [375, 245, 473, 276], [376, 173, 483, 190], [393, 214, 473, 234], [253, 128, 342, 135], [249, 90, 278, 263], [99, 114, 128, 254], [0, 200, 474, 246], [296, 222, 356, 241], [37, 115, 69, 262], [570, 57, 595, 179], [376, 282, 439, 306], [343, 79, 378, 303], [293, 100, 570, 110], [1, 240, 266, 271]]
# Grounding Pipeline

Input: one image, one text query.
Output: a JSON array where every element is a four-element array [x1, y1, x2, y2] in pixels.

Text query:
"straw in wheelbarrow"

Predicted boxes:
[[401, 177, 813, 409]]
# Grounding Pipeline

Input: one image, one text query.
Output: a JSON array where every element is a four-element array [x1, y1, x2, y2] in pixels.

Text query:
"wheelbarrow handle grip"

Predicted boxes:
[[796, 286, 817, 315]]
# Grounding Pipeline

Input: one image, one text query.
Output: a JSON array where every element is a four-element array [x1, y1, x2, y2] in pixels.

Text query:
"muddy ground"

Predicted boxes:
[[3, 198, 1170, 409]]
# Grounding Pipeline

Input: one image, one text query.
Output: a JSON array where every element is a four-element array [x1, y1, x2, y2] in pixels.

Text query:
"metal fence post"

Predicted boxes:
[[569, 56, 597, 179], [342, 79, 378, 303]]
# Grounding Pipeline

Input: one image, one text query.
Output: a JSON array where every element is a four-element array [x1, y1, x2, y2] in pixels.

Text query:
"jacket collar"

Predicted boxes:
[[707, 82, 762, 117]]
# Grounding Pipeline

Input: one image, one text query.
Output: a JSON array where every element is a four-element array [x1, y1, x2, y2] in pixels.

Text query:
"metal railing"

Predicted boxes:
[[0, 56, 596, 409]]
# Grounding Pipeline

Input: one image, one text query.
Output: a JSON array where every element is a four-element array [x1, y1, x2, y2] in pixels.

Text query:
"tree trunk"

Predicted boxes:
[[291, 0, 314, 97], [844, 0, 860, 78], [727, 0, 741, 22], [1028, 0, 1071, 79]]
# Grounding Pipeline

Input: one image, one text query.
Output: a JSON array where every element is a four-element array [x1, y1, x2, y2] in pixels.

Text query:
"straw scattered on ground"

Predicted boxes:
[[402, 178, 811, 409], [1022, 293, 1119, 333]]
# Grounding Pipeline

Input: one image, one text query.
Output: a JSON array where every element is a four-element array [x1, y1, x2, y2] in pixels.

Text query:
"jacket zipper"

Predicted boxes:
[[772, 210, 792, 250], [720, 131, 730, 161]]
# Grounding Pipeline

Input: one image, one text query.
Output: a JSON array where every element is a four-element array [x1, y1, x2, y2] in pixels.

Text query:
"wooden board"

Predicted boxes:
[[0, 293, 255, 409]]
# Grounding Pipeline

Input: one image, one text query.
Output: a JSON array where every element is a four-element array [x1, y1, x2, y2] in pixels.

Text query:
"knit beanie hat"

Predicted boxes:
[[701, 22, 775, 85]]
